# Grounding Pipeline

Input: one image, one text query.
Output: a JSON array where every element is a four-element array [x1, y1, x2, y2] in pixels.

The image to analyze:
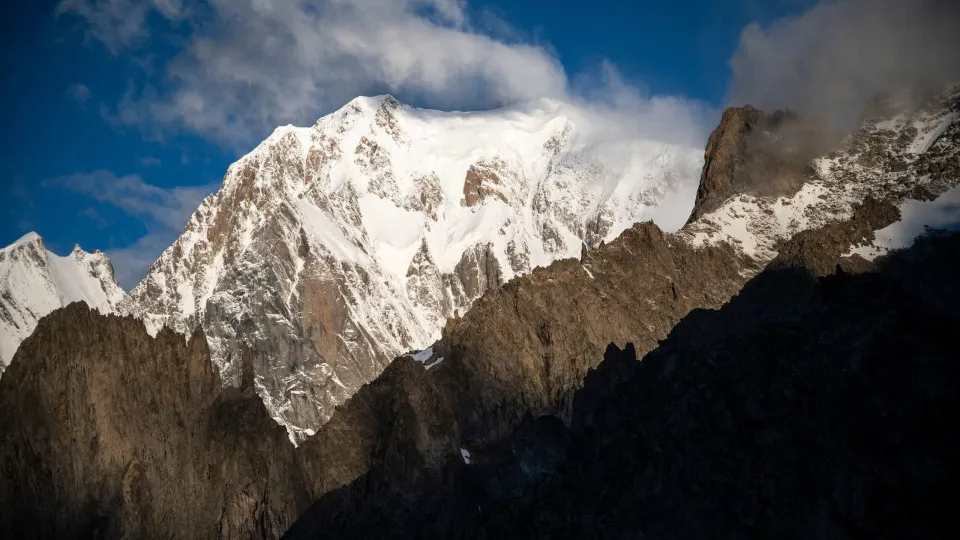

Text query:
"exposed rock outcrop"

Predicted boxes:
[[434, 221, 746, 447], [687, 106, 820, 223], [296, 356, 460, 500], [0, 304, 309, 539], [462, 159, 510, 207]]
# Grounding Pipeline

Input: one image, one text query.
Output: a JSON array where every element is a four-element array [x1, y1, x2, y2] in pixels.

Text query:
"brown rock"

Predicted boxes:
[[0, 304, 309, 539], [687, 106, 815, 224], [434, 221, 747, 446], [463, 161, 509, 207]]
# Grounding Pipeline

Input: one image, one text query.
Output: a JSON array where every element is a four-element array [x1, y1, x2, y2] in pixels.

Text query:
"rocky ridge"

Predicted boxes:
[[288, 228, 960, 539]]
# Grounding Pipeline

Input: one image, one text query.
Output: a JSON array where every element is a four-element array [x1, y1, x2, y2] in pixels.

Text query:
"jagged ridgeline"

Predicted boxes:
[[1, 87, 958, 539]]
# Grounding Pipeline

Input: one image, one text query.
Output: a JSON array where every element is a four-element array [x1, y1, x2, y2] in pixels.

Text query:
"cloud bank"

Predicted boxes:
[[728, 0, 960, 126], [58, 0, 711, 150]]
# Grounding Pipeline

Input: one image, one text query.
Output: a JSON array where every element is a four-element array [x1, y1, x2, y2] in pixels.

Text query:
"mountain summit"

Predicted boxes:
[[0, 232, 126, 372], [123, 95, 704, 441]]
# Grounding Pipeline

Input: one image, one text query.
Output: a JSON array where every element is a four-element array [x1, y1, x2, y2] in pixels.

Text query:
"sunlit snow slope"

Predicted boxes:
[[125, 95, 704, 442], [0, 232, 126, 372]]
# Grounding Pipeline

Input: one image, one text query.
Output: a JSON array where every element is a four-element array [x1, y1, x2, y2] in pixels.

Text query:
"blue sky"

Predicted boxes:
[[0, 0, 820, 288]]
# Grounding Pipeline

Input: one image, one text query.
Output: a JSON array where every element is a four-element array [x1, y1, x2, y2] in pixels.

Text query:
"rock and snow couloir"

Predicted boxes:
[[122, 95, 705, 442], [0, 232, 126, 372]]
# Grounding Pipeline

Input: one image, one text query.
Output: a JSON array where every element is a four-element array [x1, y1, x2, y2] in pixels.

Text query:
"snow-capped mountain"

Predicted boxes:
[[125, 95, 704, 441], [0, 232, 126, 372], [682, 87, 960, 268]]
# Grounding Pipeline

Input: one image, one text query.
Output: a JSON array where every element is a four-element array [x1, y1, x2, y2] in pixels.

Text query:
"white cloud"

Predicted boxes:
[[728, 0, 960, 126], [57, 0, 184, 53], [47, 170, 216, 288], [67, 83, 91, 104], [58, 0, 713, 152]]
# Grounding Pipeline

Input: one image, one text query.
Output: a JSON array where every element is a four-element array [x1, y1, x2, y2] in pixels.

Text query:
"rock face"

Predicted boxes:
[[433, 222, 747, 447], [683, 88, 960, 267], [687, 106, 823, 223], [0, 232, 126, 372], [0, 304, 309, 539], [123, 95, 704, 441], [421, 87, 960, 451]]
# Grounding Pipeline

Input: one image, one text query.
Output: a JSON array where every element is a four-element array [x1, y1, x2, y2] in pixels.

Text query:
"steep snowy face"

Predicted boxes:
[[682, 87, 960, 269], [126, 95, 704, 442], [0, 232, 126, 372]]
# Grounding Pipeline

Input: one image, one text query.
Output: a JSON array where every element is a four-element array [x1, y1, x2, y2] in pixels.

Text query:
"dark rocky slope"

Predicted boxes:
[[286, 230, 960, 540], [0, 306, 310, 539]]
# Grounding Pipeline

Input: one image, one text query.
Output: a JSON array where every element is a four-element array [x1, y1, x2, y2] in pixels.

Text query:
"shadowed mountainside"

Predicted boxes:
[[0, 307, 310, 539], [285, 230, 960, 540]]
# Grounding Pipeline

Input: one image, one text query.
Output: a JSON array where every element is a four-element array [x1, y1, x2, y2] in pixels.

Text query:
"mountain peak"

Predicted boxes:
[[0, 234, 127, 371], [5, 231, 43, 251], [127, 90, 706, 442], [344, 94, 400, 111]]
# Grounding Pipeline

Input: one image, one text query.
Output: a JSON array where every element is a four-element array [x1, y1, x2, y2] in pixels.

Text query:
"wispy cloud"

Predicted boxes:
[[47, 170, 216, 288], [728, 0, 960, 126], [57, 0, 184, 53], [140, 156, 162, 167], [67, 83, 92, 104], [58, 0, 712, 151]]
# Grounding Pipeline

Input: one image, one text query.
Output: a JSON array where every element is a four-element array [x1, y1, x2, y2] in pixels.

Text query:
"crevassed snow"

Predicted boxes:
[[0, 234, 126, 372]]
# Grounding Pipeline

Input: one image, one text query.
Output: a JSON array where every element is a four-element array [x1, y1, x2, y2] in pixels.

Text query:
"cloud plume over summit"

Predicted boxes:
[[728, 0, 960, 126], [57, 0, 712, 151]]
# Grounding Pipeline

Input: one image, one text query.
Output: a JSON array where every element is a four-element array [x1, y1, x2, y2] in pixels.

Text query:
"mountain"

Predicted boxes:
[[123, 95, 704, 441], [0, 232, 126, 372], [286, 88, 960, 537], [2, 86, 958, 539]]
